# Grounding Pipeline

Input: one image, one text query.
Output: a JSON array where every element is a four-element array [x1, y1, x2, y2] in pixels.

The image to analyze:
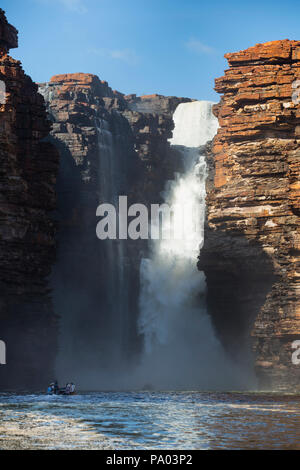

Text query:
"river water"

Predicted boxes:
[[0, 391, 299, 450]]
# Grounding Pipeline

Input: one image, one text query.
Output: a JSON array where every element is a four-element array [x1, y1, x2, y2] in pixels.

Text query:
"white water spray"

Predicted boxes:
[[138, 101, 242, 389]]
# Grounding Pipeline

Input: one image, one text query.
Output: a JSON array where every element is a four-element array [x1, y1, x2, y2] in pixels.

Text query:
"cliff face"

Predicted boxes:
[[39, 76, 186, 205], [122, 94, 189, 205], [39, 74, 188, 379], [0, 10, 59, 389], [199, 40, 300, 391]]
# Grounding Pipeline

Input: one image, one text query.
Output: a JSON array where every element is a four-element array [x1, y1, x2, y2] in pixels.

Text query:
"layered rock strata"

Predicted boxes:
[[0, 9, 59, 389], [39, 74, 189, 378], [199, 40, 300, 391]]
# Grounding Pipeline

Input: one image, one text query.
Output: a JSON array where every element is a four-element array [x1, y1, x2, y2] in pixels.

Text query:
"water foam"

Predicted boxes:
[[137, 101, 244, 389]]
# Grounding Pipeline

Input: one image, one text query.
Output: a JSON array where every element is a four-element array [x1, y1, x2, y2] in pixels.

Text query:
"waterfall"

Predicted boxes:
[[95, 117, 131, 375], [137, 101, 241, 389], [96, 118, 123, 364], [54, 113, 133, 389]]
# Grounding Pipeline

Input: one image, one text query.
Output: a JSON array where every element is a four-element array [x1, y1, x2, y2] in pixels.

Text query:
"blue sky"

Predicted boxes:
[[2, 0, 300, 100]]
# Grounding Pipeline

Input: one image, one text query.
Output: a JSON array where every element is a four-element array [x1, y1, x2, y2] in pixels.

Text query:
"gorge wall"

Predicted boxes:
[[0, 10, 59, 389], [39, 74, 190, 386], [199, 40, 300, 391], [2, 5, 298, 392]]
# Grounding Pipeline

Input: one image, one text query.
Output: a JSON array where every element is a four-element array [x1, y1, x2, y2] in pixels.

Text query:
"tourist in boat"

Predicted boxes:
[[64, 383, 76, 395], [53, 380, 59, 394], [47, 381, 59, 394], [47, 381, 75, 395]]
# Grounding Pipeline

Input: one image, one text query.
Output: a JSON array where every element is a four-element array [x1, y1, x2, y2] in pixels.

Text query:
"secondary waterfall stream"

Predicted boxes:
[[55, 101, 252, 390], [137, 101, 244, 389], [54, 114, 132, 387], [96, 117, 130, 371]]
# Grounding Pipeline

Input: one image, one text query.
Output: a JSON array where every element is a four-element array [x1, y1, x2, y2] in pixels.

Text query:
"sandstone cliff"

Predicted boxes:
[[199, 40, 300, 391], [0, 10, 59, 389], [39, 74, 189, 378], [39, 76, 187, 206]]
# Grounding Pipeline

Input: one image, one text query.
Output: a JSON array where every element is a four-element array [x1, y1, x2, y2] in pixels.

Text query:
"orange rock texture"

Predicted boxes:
[[199, 40, 300, 391], [0, 9, 59, 389], [38, 73, 190, 372]]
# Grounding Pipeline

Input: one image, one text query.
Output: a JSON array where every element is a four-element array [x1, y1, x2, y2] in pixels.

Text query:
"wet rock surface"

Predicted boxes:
[[199, 40, 300, 391], [39, 73, 189, 377], [0, 10, 59, 389]]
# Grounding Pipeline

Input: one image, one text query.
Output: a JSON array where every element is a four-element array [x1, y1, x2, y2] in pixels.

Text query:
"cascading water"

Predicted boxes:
[[55, 101, 252, 390], [137, 101, 244, 390], [54, 112, 133, 388], [96, 118, 129, 370]]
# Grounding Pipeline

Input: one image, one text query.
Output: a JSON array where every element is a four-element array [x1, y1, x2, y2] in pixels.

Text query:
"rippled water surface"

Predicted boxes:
[[0, 391, 299, 449]]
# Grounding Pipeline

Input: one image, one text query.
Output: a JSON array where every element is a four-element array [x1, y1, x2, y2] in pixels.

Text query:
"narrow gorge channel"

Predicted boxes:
[[137, 101, 251, 390], [52, 99, 253, 390], [1, 4, 300, 452]]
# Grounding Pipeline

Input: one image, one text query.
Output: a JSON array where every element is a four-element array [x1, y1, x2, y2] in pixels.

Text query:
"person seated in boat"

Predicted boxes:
[[47, 383, 54, 394], [63, 383, 76, 395], [53, 380, 59, 394]]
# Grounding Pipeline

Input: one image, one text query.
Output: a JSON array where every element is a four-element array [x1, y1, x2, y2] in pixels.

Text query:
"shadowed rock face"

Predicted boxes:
[[199, 40, 300, 391], [39, 75, 188, 206], [0, 8, 17, 53], [0, 10, 59, 389], [39, 73, 189, 381]]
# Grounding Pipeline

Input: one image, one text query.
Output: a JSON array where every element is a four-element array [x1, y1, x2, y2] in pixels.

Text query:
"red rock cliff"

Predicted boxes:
[[38, 73, 190, 376], [0, 10, 59, 389], [199, 40, 300, 391]]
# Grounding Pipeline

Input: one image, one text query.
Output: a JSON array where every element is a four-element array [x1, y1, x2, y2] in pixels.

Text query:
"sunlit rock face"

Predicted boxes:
[[39, 74, 191, 387], [0, 9, 59, 389], [39, 75, 188, 208], [137, 102, 248, 390], [199, 40, 300, 391]]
